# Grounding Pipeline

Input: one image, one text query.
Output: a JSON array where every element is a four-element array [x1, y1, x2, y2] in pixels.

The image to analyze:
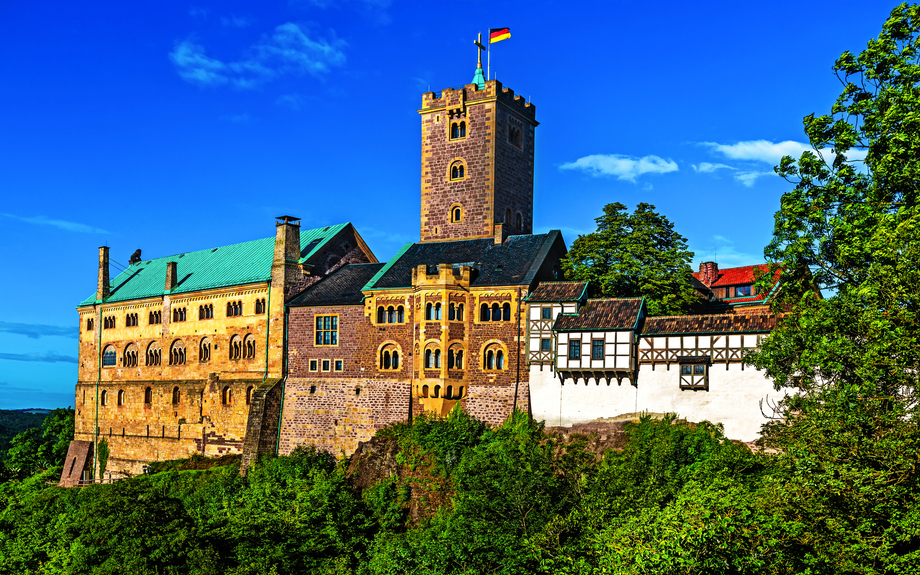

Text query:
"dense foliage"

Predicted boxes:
[[560, 202, 700, 316], [0, 408, 73, 482]]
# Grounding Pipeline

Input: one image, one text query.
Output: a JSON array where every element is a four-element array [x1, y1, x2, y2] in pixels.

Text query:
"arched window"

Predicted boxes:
[[117, 390, 125, 406], [448, 344, 465, 369], [506, 208, 512, 225], [102, 345, 117, 367], [450, 122, 459, 139], [480, 303, 490, 321], [459, 121, 466, 138], [425, 349, 433, 369], [516, 212, 523, 230], [246, 386, 253, 405], [172, 386, 180, 404], [199, 337, 211, 363], [172, 307, 186, 322], [387, 306, 396, 323], [491, 303, 501, 321], [377, 306, 385, 323], [243, 334, 256, 359], [222, 386, 232, 405], [484, 343, 506, 371], [100, 389, 108, 406], [451, 206, 462, 223], [449, 160, 466, 181], [392, 350, 399, 369], [446, 385, 453, 399], [425, 303, 433, 321], [397, 306, 404, 323], [421, 385, 429, 398], [146, 341, 161, 367], [434, 349, 441, 368], [144, 387, 152, 404], [449, 303, 455, 321], [433, 385, 441, 398], [435, 303, 442, 320], [227, 301, 243, 317], [169, 340, 186, 365], [149, 310, 161, 325], [229, 335, 242, 360], [382, 350, 391, 369], [124, 344, 138, 368], [199, 304, 213, 320], [457, 303, 464, 320], [255, 298, 266, 314], [502, 302, 511, 321]]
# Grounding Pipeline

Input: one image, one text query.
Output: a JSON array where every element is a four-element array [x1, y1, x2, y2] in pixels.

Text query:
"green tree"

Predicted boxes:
[[748, 3, 920, 571], [97, 437, 109, 479], [560, 202, 700, 316], [2, 408, 74, 480]]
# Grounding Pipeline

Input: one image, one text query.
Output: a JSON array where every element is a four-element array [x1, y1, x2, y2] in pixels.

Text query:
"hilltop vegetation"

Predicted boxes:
[[0, 408, 917, 574]]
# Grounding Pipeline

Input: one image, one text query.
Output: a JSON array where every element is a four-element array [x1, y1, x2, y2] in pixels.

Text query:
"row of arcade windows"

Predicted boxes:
[[89, 299, 266, 331], [102, 335, 256, 367], [98, 385, 253, 407], [419, 384, 464, 400], [377, 306, 405, 324], [449, 161, 466, 181], [425, 303, 465, 321], [380, 346, 400, 370], [480, 302, 511, 322]]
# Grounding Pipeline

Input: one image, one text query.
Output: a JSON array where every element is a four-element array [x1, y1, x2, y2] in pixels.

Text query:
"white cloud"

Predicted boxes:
[[702, 140, 812, 165], [275, 94, 304, 110], [221, 15, 252, 28], [559, 154, 679, 182], [693, 162, 735, 173], [169, 23, 346, 89], [734, 170, 775, 187], [2, 213, 109, 234]]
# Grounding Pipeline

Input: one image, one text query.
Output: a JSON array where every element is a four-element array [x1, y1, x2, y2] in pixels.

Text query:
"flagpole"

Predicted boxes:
[[487, 27, 491, 80]]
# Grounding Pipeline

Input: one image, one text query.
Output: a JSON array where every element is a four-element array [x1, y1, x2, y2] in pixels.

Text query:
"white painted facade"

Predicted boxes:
[[527, 297, 787, 442]]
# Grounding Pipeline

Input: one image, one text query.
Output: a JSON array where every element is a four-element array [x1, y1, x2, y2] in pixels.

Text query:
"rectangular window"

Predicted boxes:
[[322, 359, 331, 372], [679, 360, 709, 390], [568, 340, 581, 360], [309, 359, 318, 372], [592, 339, 604, 360], [540, 338, 551, 351], [541, 307, 553, 320], [334, 360, 344, 372], [315, 315, 338, 346], [734, 285, 752, 297]]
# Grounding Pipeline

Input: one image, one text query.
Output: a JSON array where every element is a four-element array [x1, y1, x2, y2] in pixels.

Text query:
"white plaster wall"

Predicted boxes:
[[529, 362, 787, 441]]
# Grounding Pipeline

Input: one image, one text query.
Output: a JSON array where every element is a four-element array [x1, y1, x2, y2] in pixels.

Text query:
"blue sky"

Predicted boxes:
[[0, 0, 896, 409]]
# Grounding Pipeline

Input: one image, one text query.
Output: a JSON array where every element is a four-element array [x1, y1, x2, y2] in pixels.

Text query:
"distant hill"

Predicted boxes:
[[0, 409, 48, 457]]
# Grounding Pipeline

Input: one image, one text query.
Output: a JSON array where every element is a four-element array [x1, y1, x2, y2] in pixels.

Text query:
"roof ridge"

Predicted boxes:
[[127, 222, 348, 265]]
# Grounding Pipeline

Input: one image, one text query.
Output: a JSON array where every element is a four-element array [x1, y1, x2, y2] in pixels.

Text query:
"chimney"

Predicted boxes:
[[494, 223, 507, 245], [272, 215, 303, 298], [699, 261, 719, 287], [165, 262, 177, 291], [97, 246, 110, 301]]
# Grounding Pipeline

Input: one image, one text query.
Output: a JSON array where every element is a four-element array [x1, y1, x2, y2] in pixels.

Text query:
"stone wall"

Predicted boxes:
[[279, 377, 410, 456]]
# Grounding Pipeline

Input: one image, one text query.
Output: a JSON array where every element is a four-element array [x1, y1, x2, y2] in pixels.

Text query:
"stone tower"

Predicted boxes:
[[418, 66, 538, 243]]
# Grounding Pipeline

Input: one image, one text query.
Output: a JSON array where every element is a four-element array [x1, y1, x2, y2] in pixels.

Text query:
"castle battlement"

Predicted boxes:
[[421, 79, 536, 121]]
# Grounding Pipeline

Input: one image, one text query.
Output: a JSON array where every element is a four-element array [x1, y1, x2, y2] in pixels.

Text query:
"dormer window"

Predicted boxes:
[[734, 285, 753, 297]]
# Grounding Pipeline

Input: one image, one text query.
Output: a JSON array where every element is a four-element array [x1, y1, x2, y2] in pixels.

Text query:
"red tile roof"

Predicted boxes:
[[553, 298, 643, 331], [640, 313, 779, 335], [527, 281, 588, 302], [692, 264, 773, 287]]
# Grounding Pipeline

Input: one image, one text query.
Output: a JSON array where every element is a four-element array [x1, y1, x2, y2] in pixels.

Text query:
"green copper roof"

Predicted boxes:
[[78, 223, 350, 307], [472, 66, 485, 90]]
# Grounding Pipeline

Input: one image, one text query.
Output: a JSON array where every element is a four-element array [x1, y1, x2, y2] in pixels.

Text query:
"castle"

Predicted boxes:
[[59, 59, 784, 485]]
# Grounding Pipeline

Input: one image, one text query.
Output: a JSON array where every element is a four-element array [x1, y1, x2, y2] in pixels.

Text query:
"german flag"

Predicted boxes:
[[490, 27, 510, 43]]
